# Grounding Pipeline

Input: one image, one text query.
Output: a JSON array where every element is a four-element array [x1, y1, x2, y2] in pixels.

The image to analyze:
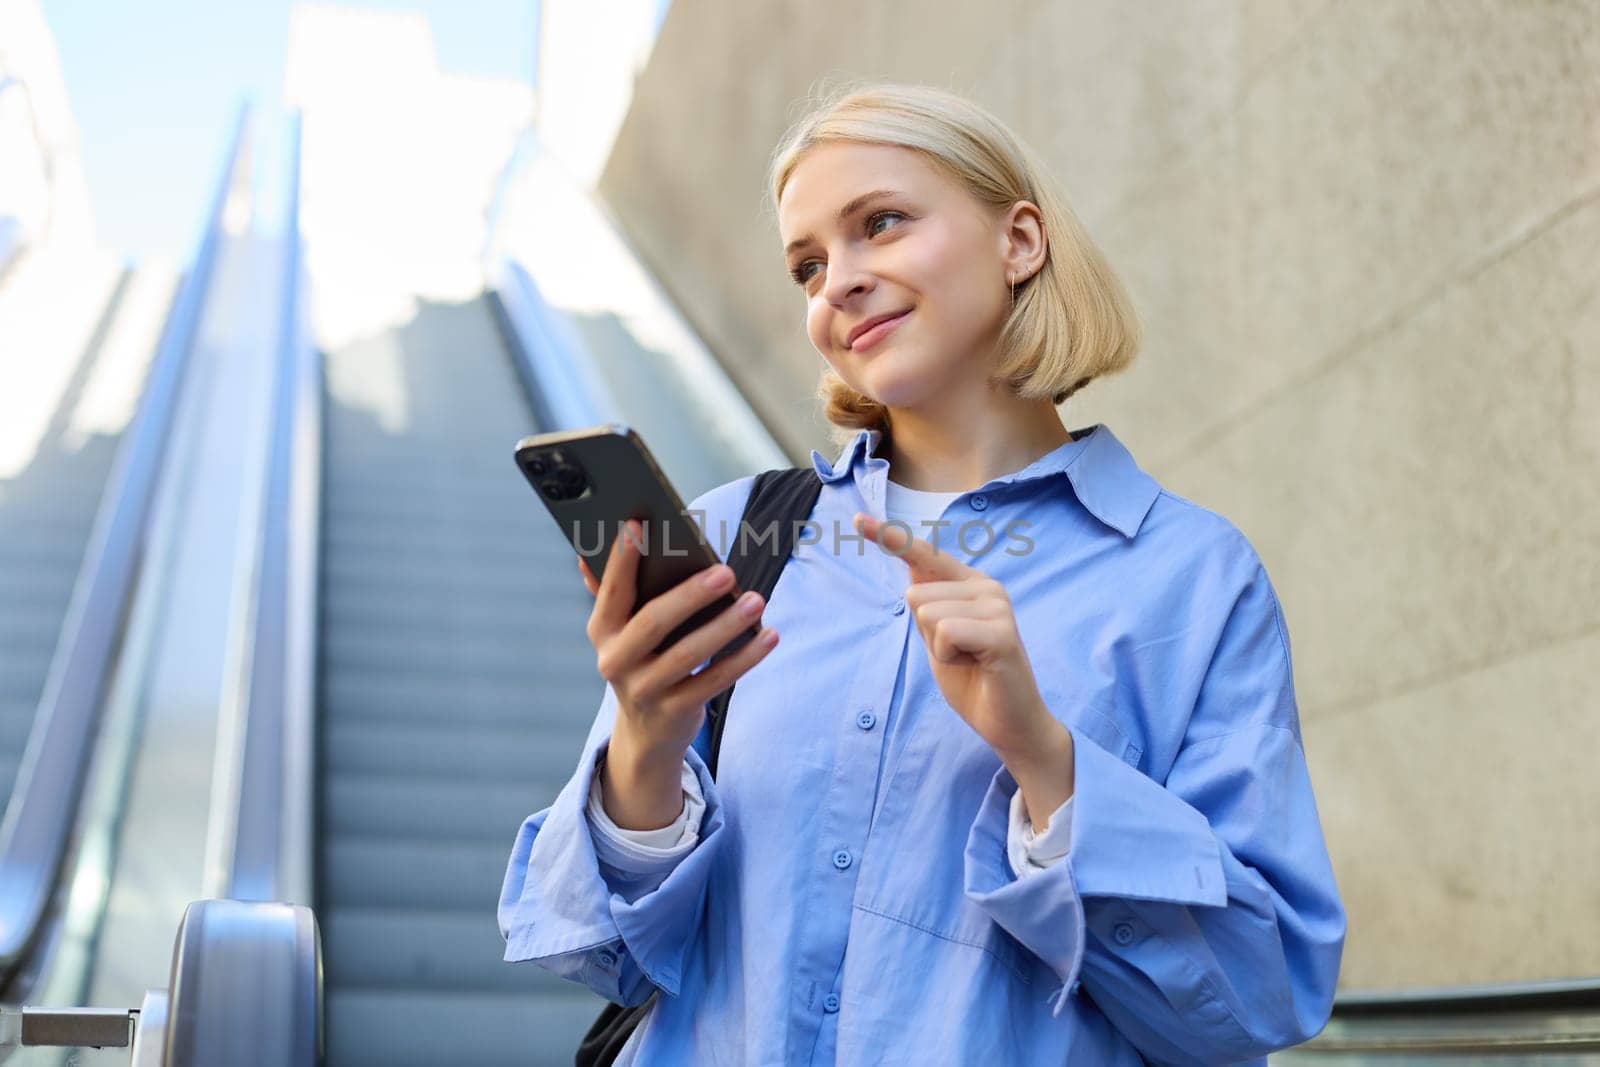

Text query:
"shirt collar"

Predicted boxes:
[[808, 422, 1161, 539], [810, 428, 882, 485]]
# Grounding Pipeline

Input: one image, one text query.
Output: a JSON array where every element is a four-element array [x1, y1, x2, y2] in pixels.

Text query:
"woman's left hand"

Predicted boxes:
[[853, 511, 1058, 763]]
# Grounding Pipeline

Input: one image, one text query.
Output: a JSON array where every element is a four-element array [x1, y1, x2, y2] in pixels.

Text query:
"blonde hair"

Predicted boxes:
[[767, 78, 1141, 447]]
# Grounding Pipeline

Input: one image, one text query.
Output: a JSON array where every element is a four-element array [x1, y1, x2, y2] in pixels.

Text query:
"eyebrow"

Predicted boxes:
[[784, 188, 903, 258]]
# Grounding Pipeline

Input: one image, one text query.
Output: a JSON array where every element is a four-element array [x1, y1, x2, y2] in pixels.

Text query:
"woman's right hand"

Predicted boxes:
[[578, 518, 779, 776]]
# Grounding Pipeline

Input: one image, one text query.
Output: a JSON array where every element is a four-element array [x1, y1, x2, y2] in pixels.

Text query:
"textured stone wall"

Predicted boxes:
[[597, 0, 1600, 991]]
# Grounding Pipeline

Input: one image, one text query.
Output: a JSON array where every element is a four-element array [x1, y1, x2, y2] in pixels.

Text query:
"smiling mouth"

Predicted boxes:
[[849, 310, 911, 352]]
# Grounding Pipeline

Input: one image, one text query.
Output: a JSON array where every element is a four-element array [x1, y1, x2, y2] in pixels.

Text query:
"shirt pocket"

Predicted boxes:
[[860, 896, 1037, 991], [1035, 671, 1144, 771]]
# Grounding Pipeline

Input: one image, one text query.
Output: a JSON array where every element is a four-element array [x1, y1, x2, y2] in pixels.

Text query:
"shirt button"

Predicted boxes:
[[832, 849, 853, 870], [891, 598, 906, 616], [856, 711, 876, 730], [823, 993, 840, 1013], [1112, 921, 1137, 946], [970, 494, 989, 511], [596, 949, 617, 967]]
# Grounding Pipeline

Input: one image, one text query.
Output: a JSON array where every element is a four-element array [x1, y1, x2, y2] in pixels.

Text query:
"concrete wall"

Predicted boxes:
[[596, 0, 1600, 992]]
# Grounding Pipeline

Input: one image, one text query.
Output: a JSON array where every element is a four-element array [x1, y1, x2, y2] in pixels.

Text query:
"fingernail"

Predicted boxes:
[[703, 565, 731, 588], [740, 591, 762, 616]]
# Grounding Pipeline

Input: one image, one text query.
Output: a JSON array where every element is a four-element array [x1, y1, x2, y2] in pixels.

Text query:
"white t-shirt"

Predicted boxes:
[[883, 477, 964, 545], [586, 478, 1076, 877]]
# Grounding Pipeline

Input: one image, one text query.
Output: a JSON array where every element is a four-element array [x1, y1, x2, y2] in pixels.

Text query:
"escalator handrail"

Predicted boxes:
[[490, 256, 622, 431], [1332, 975, 1600, 1015], [0, 102, 254, 971], [162, 899, 323, 1066], [1306, 966, 1600, 1053], [226, 109, 319, 906], [484, 128, 790, 477]]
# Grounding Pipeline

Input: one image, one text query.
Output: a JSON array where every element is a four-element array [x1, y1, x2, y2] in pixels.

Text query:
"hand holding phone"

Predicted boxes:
[[579, 519, 779, 831], [514, 424, 781, 828], [579, 517, 779, 768]]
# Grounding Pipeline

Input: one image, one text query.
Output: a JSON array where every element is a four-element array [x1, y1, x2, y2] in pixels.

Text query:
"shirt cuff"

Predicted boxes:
[[1066, 722, 1226, 906], [1007, 788, 1074, 879], [586, 752, 705, 873], [964, 760, 1087, 1018]]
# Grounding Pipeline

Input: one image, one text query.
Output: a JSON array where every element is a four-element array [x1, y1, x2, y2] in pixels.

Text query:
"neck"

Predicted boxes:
[[880, 392, 1075, 492]]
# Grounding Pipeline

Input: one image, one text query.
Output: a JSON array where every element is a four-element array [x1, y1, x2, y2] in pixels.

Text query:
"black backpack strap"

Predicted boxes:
[[703, 466, 822, 780]]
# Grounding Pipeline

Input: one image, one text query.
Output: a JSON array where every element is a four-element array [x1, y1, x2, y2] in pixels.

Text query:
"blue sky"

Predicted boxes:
[[41, 0, 542, 262]]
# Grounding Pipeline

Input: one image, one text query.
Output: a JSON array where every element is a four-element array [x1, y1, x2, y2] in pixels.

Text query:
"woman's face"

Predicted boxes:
[[778, 141, 1017, 413]]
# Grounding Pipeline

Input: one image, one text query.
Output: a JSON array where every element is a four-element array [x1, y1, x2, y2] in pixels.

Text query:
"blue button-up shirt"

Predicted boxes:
[[499, 422, 1346, 1065]]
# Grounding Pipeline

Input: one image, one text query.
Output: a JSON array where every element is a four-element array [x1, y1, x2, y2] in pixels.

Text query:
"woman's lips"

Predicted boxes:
[[849, 310, 911, 352]]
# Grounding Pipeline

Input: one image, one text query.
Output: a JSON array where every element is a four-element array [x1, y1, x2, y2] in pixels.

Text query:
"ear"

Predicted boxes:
[[998, 199, 1047, 283]]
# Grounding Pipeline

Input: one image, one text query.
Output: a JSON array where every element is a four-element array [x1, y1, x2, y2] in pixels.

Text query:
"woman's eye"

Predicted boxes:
[[866, 210, 905, 236], [788, 211, 907, 287]]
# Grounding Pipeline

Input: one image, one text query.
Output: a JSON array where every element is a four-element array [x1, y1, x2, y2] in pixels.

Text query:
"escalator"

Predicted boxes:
[[3, 268, 663, 1064], [2, 90, 790, 1061], [0, 104, 330, 1066], [0, 260, 170, 809], [0, 97, 692, 1062], [313, 294, 615, 1064]]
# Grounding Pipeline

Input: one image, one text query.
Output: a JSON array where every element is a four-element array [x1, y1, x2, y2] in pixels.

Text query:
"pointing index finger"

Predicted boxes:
[[853, 511, 968, 582]]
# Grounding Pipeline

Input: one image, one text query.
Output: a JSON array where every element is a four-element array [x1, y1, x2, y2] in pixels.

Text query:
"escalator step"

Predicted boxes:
[[322, 520, 556, 555], [0, 755, 17, 807], [323, 775, 547, 844], [318, 582, 591, 620], [0, 697, 35, 750], [320, 667, 600, 728], [0, 534, 94, 570], [0, 642, 46, 808], [321, 501, 540, 537], [321, 906, 573, 994], [320, 626, 576, 681], [0, 617, 59, 659], [320, 589, 587, 635], [315, 563, 569, 605], [326, 987, 604, 1067], [323, 837, 529, 911], [0, 654, 50, 702], [0, 573, 75, 612], [315, 294, 619, 1062], [324, 718, 589, 782], [320, 541, 559, 582]]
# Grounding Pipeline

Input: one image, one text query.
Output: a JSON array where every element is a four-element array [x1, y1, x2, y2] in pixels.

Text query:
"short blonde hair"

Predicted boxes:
[[767, 78, 1141, 446]]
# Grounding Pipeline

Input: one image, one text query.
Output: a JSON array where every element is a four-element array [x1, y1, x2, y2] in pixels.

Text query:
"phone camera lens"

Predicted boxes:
[[540, 462, 589, 501]]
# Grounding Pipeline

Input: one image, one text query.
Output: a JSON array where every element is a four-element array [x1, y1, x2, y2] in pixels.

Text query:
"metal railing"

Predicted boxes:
[[484, 126, 789, 495], [9, 899, 322, 1065], [1288, 977, 1600, 1056], [226, 109, 319, 908], [0, 103, 253, 976], [490, 255, 622, 432]]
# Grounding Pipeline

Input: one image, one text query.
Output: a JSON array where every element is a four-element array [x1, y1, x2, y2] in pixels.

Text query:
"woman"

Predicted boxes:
[[499, 80, 1346, 1064]]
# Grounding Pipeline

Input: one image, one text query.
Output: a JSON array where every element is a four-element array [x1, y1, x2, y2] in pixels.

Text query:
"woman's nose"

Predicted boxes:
[[822, 254, 873, 306]]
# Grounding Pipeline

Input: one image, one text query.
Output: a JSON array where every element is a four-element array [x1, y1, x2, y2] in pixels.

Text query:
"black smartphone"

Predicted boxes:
[[514, 423, 758, 658]]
